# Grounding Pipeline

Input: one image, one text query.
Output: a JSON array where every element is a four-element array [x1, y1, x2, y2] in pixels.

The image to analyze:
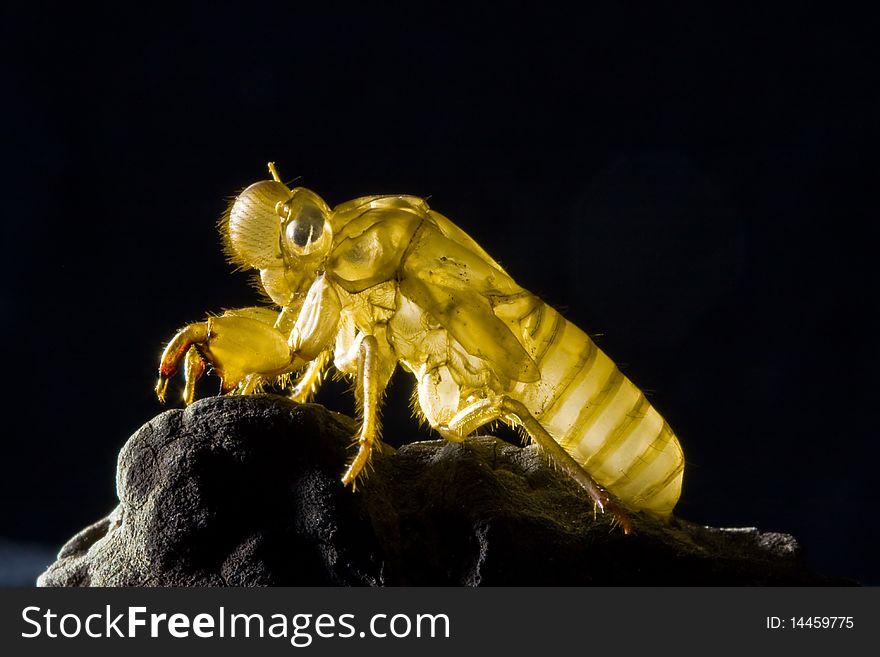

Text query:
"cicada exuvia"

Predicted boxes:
[[156, 164, 685, 532]]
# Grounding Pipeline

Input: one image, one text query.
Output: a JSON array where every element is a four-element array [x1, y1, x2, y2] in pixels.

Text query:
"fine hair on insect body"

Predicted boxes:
[[156, 163, 686, 533]]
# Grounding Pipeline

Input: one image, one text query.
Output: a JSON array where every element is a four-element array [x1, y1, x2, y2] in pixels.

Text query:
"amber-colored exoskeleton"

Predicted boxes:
[[156, 163, 685, 531]]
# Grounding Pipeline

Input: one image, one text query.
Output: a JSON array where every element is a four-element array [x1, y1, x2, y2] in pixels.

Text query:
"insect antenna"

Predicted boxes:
[[267, 161, 302, 188]]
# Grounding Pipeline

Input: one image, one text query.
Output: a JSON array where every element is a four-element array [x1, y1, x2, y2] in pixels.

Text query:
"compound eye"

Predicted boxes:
[[281, 197, 333, 258], [287, 205, 325, 247]]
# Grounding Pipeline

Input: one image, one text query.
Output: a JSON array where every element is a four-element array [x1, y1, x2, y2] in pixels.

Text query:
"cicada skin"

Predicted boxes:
[[156, 164, 685, 531]]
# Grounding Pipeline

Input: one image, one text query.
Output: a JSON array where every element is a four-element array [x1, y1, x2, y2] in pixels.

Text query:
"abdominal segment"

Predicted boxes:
[[508, 304, 684, 516]]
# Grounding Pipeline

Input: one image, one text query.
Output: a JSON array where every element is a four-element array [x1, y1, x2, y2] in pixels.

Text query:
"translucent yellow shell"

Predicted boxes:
[[158, 167, 684, 525]]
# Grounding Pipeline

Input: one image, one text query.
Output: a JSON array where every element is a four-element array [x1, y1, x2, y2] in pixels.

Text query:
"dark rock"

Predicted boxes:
[[37, 395, 852, 586]]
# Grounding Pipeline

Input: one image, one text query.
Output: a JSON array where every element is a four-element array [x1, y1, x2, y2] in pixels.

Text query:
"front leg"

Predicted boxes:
[[156, 323, 209, 402], [156, 308, 305, 405]]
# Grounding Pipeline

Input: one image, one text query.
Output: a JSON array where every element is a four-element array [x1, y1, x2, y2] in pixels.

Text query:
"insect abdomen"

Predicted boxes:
[[509, 304, 684, 516]]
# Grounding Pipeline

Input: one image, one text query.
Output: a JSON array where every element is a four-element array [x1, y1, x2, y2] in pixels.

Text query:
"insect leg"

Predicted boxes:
[[341, 335, 382, 488], [289, 350, 331, 403], [156, 322, 209, 402], [498, 397, 634, 534], [156, 310, 306, 405], [235, 373, 265, 396], [441, 395, 633, 534], [182, 346, 207, 405]]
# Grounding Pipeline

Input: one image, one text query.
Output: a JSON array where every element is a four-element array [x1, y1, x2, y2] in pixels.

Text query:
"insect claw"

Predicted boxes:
[[609, 504, 635, 535], [155, 374, 170, 403], [341, 458, 363, 488], [589, 495, 634, 534], [616, 513, 634, 535], [183, 345, 207, 405]]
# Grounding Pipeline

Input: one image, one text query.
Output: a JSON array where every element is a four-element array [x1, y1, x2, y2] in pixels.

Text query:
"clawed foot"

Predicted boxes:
[[156, 323, 210, 404], [594, 493, 635, 535], [156, 313, 303, 405]]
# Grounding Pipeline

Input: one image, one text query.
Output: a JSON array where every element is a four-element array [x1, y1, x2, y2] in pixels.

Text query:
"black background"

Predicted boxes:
[[2, 3, 876, 584]]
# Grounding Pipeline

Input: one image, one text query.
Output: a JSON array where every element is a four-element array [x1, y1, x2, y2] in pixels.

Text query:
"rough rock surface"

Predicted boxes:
[[38, 395, 849, 586]]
